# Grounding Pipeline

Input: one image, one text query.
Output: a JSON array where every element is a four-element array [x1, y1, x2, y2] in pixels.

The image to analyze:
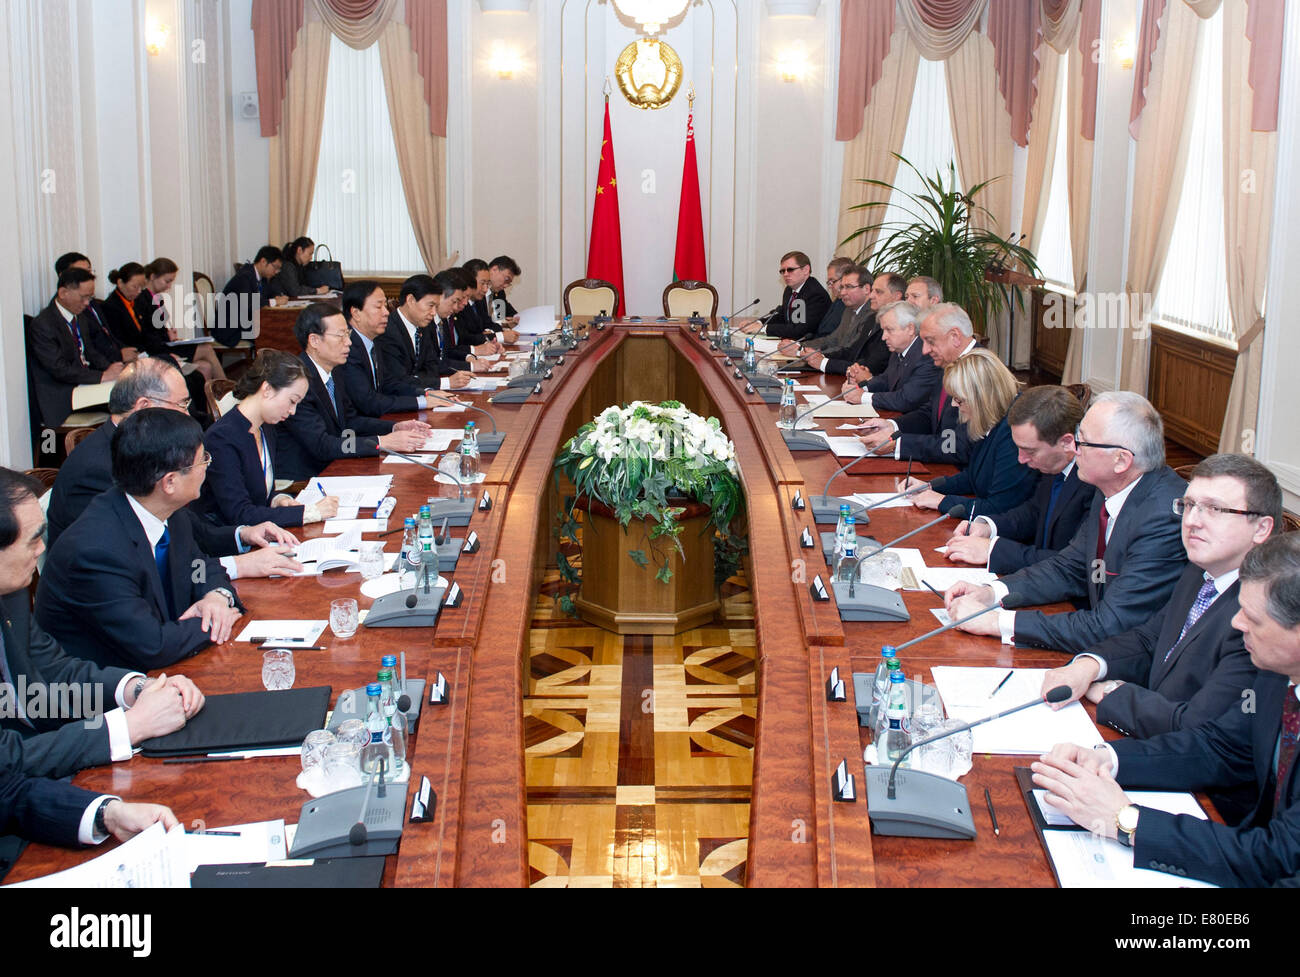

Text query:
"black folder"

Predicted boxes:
[[140, 686, 332, 757], [192, 856, 385, 888]]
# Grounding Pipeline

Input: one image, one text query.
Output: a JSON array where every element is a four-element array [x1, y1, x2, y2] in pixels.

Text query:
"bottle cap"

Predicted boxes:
[[366, 683, 382, 695]]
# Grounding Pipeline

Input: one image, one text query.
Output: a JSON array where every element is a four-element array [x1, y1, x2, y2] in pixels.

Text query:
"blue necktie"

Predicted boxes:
[[1163, 575, 1218, 663], [1042, 471, 1067, 536], [68, 317, 88, 366], [326, 374, 341, 421], [155, 526, 176, 617]]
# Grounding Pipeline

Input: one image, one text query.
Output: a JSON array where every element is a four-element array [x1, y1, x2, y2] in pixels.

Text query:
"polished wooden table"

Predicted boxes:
[[10, 319, 1125, 887]]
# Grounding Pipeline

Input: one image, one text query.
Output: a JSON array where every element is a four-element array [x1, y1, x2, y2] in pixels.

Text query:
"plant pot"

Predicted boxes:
[[571, 495, 720, 635]]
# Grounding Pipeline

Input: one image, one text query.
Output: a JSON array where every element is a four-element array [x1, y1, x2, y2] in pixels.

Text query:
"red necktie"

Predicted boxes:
[[1095, 503, 1110, 561], [1276, 689, 1299, 813], [935, 390, 949, 425]]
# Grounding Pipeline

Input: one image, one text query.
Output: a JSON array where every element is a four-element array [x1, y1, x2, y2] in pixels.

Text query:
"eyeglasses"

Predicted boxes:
[[778, 266, 802, 274], [322, 331, 350, 341], [827, 276, 842, 286], [150, 396, 193, 411], [1173, 498, 1263, 519], [840, 280, 863, 290], [178, 451, 212, 473], [1074, 429, 1132, 454], [949, 394, 965, 407]]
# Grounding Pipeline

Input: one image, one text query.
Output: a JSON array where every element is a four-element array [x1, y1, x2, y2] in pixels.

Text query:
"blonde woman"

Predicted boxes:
[[903, 348, 1036, 516]]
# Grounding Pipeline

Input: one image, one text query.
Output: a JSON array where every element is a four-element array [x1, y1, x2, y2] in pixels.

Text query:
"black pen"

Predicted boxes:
[[985, 787, 999, 836], [989, 669, 1014, 698], [965, 501, 978, 535], [921, 579, 945, 600]]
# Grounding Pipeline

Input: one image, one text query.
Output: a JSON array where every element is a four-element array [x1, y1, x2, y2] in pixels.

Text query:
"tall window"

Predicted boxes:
[[1035, 57, 1075, 291], [306, 35, 425, 276], [1152, 8, 1232, 343], [876, 57, 961, 245]]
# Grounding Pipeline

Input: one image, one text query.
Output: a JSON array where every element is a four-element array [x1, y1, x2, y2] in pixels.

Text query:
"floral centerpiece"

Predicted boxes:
[[553, 400, 745, 615]]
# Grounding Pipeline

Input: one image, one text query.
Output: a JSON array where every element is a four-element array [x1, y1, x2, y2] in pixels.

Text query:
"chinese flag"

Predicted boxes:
[[673, 110, 707, 283], [586, 98, 626, 317]]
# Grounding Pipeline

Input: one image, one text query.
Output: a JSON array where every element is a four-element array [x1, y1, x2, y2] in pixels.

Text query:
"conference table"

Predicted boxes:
[[10, 317, 1138, 887]]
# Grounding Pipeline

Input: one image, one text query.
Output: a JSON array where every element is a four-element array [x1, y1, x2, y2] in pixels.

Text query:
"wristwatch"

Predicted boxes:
[[1116, 804, 1140, 847], [93, 799, 112, 838], [211, 587, 236, 608]]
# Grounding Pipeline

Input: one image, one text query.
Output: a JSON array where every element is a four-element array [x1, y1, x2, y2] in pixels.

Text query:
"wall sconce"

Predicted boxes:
[[145, 18, 169, 56], [1113, 33, 1136, 70], [777, 49, 808, 83], [490, 44, 522, 79]]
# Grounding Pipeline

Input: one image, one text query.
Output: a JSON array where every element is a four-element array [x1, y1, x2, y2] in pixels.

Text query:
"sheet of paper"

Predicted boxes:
[[515, 306, 557, 335], [382, 453, 438, 466], [179, 820, 288, 872], [207, 747, 304, 759], [929, 608, 953, 626], [289, 530, 361, 574], [322, 518, 388, 534], [421, 430, 463, 452], [823, 437, 868, 458], [836, 421, 876, 430], [849, 492, 914, 510], [345, 552, 397, 574], [297, 475, 393, 509], [430, 404, 468, 413], [912, 567, 998, 591], [794, 384, 822, 392], [750, 337, 781, 355], [235, 620, 327, 644], [1043, 825, 1216, 888], [459, 377, 508, 391], [930, 666, 1105, 754], [801, 393, 879, 418], [7, 822, 190, 888]]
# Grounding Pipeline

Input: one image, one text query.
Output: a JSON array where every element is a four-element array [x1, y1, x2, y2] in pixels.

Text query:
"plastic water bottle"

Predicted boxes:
[[834, 516, 857, 581], [720, 316, 732, 348], [778, 379, 797, 429], [377, 667, 405, 777], [531, 338, 543, 371], [379, 657, 399, 703], [561, 314, 573, 342], [871, 646, 898, 722], [417, 505, 438, 586], [461, 422, 480, 480], [833, 503, 851, 561], [399, 518, 418, 586], [743, 337, 757, 372], [363, 683, 394, 778], [882, 671, 913, 765]]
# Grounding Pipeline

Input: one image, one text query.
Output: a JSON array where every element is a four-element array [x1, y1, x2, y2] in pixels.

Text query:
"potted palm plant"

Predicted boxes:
[[841, 154, 1040, 327]]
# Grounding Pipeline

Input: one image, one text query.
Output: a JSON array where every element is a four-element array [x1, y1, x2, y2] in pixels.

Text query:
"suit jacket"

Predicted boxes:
[[826, 312, 890, 377], [0, 590, 130, 778], [1113, 670, 1300, 887], [338, 329, 421, 418], [103, 288, 170, 356], [483, 289, 517, 324], [863, 338, 942, 415], [455, 303, 495, 346], [274, 353, 393, 481], [272, 261, 317, 298], [198, 407, 305, 529], [761, 277, 832, 338], [36, 489, 239, 670], [767, 288, 839, 342], [215, 264, 278, 346], [82, 300, 125, 365], [929, 414, 1037, 516], [1003, 466, 1189, 654], [26, 299, 110, 427], [0, 769, 99, 879], [375, 310, 445, 390], [428, 315, 471, 372], [893, 382, 973, 467], [46, 420, 241, 556], [1091, 565, 1255, 739], [983, 465, 1093, 575]]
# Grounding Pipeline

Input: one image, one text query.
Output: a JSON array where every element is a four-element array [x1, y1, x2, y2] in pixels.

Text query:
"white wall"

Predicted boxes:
[[227, 0, 269, 267]]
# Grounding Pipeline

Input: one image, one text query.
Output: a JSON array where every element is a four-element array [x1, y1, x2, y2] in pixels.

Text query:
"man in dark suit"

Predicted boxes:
[[375, 274, 474, 395], [339, 280, 441, 418], [943, 384, 1090, 574], [1043, 454, 1279, 744], [26, 268, 126, 427], [764, 257, 853, 342], [945, 391, 1188, 655], [0, 764, 179, 881], [803, 271, 902, 377], [858, 302, 978, 466], [37, 409, 244, 670], [1033, 532, 1300, 887], [842, 300, 942, 414], [737, 250, 831, 337], [45, 359, 300, 583], [459, 258, 517, 344], [54, 253, 139, 367], [0, 468, 202, 779], [484, 255, 522, 329], [276, 304, 430, 481], [213, 245, 284, 346]]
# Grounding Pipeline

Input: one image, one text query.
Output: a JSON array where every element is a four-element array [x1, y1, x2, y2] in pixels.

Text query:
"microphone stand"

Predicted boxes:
[[379, 447, 476, 527], [810, 440, 894, 524], [781, 385, 858, 451], [426, 393, 505, 453]]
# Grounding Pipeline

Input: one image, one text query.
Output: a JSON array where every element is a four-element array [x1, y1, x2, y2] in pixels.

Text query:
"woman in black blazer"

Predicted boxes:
[[901, 348, 1037, 517], [198, 350, 339, 528], [134, 257, 227, 382], [101, 262, 170, 355], [273, 237, 331, 298]]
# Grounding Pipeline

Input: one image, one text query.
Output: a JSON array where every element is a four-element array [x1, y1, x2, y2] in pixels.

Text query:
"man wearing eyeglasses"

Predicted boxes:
[[763, 257, 852, 343], [944, 391, 1188, 655], [736, 251, 830, 337], [1040, 455, 1277, 757], [38, 409, 244, 670]]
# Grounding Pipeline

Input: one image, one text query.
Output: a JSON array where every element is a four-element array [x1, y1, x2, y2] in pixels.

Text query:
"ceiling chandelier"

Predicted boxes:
[[611, 0, 689, 36]]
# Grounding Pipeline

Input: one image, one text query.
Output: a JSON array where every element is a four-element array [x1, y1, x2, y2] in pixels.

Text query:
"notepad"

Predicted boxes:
[[236, 620, 327, 644], [930, 666, 1105, 754]]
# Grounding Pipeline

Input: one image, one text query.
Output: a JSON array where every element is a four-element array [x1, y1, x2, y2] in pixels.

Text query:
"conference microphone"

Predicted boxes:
[[745, 344, 812, 389], [782, 385, 857, 451], [894, 592, 1022, 653], [349, 764, 380, 846], [810, 440, 895, 523], [857, 504, 966, 563], [426, 393, 505, 452], [378, 447, 476, 526], [885, 685, 1072, 800]]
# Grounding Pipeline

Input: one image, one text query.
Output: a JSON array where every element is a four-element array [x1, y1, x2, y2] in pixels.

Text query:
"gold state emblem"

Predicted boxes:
[[615, 38, 683, 110]]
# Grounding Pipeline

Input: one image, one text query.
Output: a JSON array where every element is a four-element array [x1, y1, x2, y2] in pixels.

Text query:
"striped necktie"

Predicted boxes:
[[1276, 690, 1300, 814], [1163, 575, 1217, 662]]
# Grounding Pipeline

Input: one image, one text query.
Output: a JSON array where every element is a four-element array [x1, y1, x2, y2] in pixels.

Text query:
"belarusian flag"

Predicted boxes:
[[673, 109, 706, 282], [586, 97, 626, 316]]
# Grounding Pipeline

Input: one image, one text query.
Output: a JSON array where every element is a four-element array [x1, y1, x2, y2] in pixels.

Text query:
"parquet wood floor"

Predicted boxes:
[[525, 571, 755, 887]]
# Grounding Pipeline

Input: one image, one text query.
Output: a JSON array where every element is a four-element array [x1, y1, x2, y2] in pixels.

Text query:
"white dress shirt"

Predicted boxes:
[[354, 328, 427, 409]]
